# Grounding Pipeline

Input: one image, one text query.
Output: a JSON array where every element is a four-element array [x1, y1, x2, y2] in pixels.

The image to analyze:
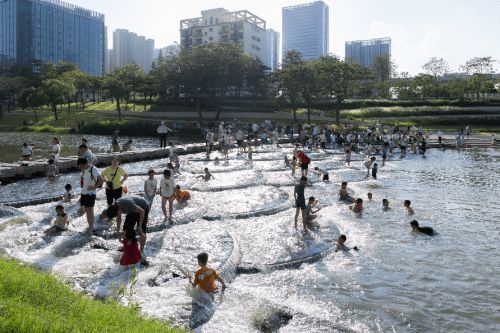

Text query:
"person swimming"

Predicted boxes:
[[335, 234, 358, 252], [410, 220, 435, 236]]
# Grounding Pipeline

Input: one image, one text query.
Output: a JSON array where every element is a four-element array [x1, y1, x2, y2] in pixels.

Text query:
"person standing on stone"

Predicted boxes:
[[101, 157, 128, 207], [157, 121, 172, 149], [77, 157, 103, 237], [49, 137, 61, 165]]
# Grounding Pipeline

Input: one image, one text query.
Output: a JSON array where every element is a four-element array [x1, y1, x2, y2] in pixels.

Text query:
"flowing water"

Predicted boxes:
[[0, 145, 499, 332], [0, 132, 188, 163]]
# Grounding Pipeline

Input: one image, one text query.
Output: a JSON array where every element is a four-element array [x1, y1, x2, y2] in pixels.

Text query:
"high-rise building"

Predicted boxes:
[[180, 8, 266, 61], [0, 0, 105, 75], [282, 1, 329, 61], [111, 29, 154, 73], [154, 44, 181, 60], [345, 37, 391, 68], [264, 29, 279, 71]]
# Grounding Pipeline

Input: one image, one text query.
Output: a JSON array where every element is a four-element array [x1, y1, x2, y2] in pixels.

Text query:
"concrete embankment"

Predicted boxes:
[[0, 143, 210, 184]]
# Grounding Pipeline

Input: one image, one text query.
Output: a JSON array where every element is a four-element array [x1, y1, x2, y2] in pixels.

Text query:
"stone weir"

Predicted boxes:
[[0, 143, 211, 184]]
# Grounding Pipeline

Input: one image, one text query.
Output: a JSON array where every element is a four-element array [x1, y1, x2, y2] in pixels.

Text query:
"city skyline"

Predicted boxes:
[[39, 0, 500, 74]]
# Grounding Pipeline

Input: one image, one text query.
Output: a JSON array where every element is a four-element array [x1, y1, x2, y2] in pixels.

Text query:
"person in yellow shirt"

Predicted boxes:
[[101, 157, 128, 207], [175, 185, 191, 204], [189, 252, 226, 297]]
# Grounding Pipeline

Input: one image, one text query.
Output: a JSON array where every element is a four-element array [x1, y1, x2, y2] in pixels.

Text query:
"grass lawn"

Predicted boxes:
[[0, 258, 185, 333]]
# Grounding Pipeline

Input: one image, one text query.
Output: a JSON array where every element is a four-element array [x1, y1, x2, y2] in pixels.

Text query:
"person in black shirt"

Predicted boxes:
[[410, 220, 435, 236], [294, 176, 308, 230]]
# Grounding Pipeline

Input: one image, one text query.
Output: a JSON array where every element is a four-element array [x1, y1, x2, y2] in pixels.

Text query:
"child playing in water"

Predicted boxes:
[[410, 220, 435, 236], [404, 200, 414, 215], [335, 234, 359, 252], [63, 184, 73, 203], [45, 159, 59, 180], [364, 156, 376, 177], [160, 170, 175, 222], [367, 192, 373, 202], [382, 198, 391, 211], [338, 182, 355, 204], [44, 205, 68, 236], [247, 145, 253, 162], [345, 149, 351, 167], [214, 157, 220, 165], [284, 155, 290, 167], [120, 229, 142, 266], [189, 252, 226, 298], [371, 163, 378, 179], [197, 168, 215, 181], [306, 196, 321, 225], [291, 156, 297, 177], [175, 185, 191, 204], [144, 169, 157, 209], [314, 167, 329, 182], [349, 198, 364, 214]]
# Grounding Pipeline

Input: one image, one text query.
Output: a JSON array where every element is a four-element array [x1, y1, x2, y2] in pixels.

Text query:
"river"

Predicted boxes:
[[0, 145, 498, 332]]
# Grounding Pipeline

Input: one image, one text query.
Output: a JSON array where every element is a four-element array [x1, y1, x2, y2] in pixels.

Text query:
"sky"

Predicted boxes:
[[69, 0, 500, 75]]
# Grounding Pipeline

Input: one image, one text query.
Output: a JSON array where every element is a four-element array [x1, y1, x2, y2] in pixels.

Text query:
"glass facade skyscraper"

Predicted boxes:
[[0, 0, 105, 75], [282, 1, 329, 61], [345, 37, 391, 68]]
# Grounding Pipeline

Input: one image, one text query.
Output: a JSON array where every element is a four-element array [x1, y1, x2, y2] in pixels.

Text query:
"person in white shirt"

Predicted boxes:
[[21, 143, 32, 161], [206, 130, 214, 153], [159, 169, 175, 222], [364, 156, 376, 177], [77, 157, 103, 236], [143, 169, 157, 209], [236, 130, 244, 154], [157, 121, 172, 149], [50, 137, 61, 164]]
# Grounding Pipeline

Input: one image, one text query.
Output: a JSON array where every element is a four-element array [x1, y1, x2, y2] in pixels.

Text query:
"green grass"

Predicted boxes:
[[0, 258, 185, 333]]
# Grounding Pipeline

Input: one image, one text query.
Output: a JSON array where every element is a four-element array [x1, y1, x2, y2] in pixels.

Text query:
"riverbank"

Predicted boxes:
[[0, 258, 184, 333]]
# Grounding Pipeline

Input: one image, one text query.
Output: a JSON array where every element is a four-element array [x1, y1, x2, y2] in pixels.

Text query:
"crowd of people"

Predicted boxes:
[[33, 120, 442, 296]]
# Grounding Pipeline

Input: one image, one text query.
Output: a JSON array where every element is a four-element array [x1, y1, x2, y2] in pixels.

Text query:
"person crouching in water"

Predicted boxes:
[[189, 252, 226, 301], [410, 220, 435, 236], [120, 229, 142, 267], [175, 185, 191, 204], [44, 205, 69, 236], [306, 196, 321, 226]]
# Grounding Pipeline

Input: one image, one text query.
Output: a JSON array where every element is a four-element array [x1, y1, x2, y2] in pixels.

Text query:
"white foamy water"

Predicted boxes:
[[0, 146, 499, 332]]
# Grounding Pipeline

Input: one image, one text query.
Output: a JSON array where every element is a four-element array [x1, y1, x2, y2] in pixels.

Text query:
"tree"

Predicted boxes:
[[19, 86, 46, 121], [299, 61, 320, 124], [245, 57, 268, 105], [41, 79, 76, 120], [317, 56, 365, 125], [461, 57, 496, 98], [88, 76, 103, 103], [275, 50, 304, 123], [422, 57, 450, 78], [461, 57, 496, 75], [116, 64, 145, 111], [103, 73, 128, 119]]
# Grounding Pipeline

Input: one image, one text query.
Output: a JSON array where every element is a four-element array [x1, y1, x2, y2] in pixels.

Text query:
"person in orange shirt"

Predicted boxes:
[[175, 185, 191, 204], [189, 252, 226, 297]]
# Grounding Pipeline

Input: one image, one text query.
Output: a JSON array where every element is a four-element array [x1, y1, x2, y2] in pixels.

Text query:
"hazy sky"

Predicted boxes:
[[70, 0, 500, 74]]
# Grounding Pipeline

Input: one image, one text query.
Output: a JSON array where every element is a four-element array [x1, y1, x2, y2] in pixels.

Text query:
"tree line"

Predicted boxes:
[[0, 43, 498, 125]]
